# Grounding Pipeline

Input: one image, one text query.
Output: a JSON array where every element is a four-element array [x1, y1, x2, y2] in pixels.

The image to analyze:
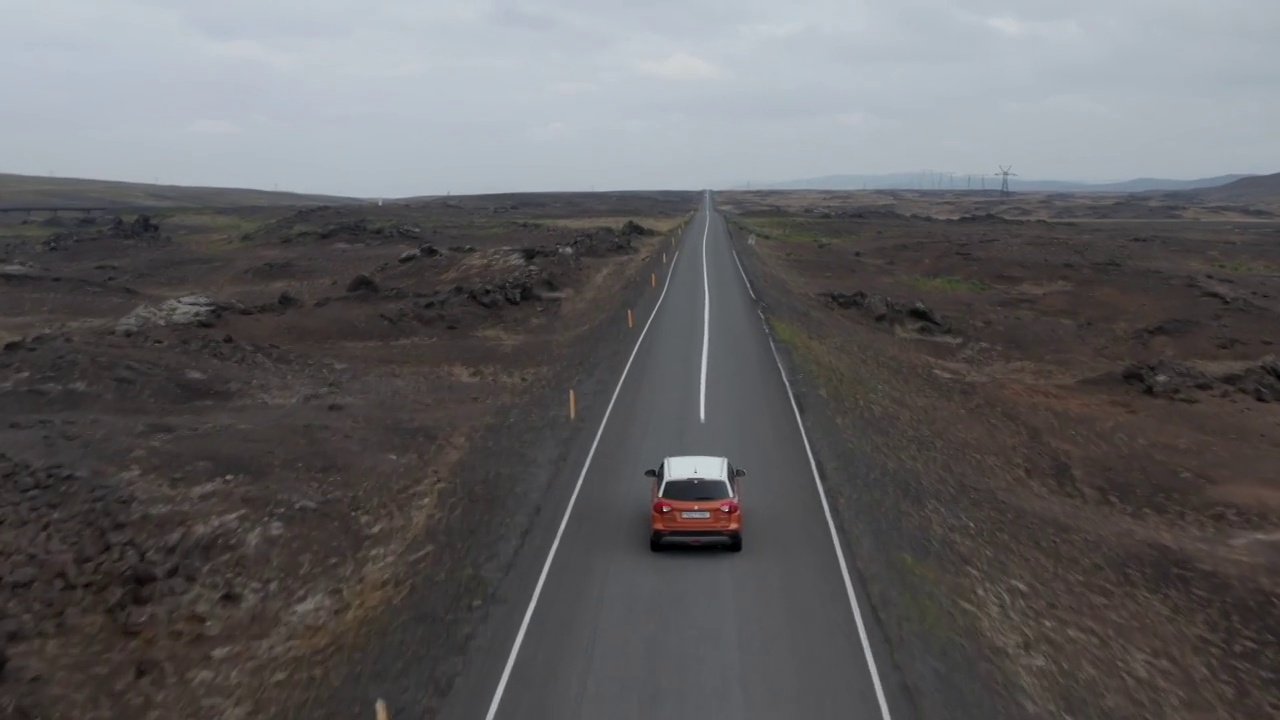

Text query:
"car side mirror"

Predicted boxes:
[[644, 469, 658, 478], [734, 468, 746, 477]]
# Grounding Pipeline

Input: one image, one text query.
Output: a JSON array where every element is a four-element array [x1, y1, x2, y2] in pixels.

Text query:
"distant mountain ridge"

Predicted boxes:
[[0, 172, 363, 209], [1165, 171, 1280, 205], [736, 173, 1256, 193]]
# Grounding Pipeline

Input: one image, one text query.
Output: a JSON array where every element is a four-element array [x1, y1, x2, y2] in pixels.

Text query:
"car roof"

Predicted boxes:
[[663, 455, 728, 481]]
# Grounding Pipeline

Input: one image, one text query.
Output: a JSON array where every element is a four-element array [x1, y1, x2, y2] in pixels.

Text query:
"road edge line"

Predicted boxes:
[[719, 201, 894, 720], [482, 245, 684, 720], [731, 247, 756, 300], [761, 321, 894, 720]]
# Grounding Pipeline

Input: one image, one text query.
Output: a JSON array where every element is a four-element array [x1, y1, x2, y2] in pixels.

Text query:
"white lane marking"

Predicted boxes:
[[731, 247, 755, 300], [484, 247, 683, 720], [699, 205, 711, 423], [722, 208, 894, 719], [765, 329, 893, 720]]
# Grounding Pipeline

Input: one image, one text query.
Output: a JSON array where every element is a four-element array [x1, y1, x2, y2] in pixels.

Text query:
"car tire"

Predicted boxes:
[[727, 535, 742, 553], [649, 536, 664, 552]]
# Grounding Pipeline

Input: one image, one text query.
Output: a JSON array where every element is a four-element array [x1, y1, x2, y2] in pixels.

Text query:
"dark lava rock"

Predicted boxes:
[[422, 285, 466, 309], [40, 232, 77, 252], [7, 568, 38, 589], [823, 290, 952, 334], [827, 291, 865, 310], [346, 274, 379, 293], [134, 656, 160, 679], [619, 220, 652, 236], [1122, 360, 1217, 401], [469, 285, 509, 309], [907, 300, 946, 328], [954, 213, 1018, 223], [1133, 318, 1201, 340], [399, 243, 442, 263], [108, 214, 161, 239], [1219, 358, 1280, 403]]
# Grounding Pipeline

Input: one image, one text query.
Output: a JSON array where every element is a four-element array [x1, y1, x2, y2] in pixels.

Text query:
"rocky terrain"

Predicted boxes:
[[0, 193, 696, 719], [722, 189, 1280, 720]]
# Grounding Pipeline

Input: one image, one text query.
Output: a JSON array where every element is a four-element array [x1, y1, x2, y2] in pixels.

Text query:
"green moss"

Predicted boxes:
[[1211, 260, 1276, 274], [905, 275, 991, 292], [894, 552, 961, 640], [737, 217, 842, 244]]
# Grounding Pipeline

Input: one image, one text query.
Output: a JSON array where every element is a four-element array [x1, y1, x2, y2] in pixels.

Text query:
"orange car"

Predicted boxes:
[[645, 454, 745, 552]]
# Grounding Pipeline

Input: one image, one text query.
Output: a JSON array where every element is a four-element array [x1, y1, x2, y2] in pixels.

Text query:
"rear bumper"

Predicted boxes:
[[651, 530, 740, 546]]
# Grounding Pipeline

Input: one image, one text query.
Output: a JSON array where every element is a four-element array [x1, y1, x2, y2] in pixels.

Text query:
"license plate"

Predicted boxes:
[[681, 511, 711, 519]]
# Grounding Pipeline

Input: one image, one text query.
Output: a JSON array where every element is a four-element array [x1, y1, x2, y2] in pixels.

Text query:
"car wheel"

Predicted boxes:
[[649, 536, 664, 552], [727, 535, 742, 553]]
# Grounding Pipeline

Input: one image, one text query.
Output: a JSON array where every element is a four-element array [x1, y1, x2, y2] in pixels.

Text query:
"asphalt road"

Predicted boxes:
[[439, 193, 901, 720]]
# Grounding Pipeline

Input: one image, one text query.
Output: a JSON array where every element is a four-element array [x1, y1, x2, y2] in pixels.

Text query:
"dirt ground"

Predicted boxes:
[[0, 192, 696, 719], [722, 189, 1280, 720]]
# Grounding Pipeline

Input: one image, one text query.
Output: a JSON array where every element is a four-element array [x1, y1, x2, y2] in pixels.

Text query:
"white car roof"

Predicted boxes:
[[663, 455, 728, 481]]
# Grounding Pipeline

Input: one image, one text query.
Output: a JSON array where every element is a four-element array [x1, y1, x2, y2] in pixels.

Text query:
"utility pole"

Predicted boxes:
[[997, 165, 1017, 195]]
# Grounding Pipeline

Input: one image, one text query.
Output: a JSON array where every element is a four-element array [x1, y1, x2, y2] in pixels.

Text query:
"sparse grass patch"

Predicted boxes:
[[1209, 260, 1277, 274], [0, 223, 55, 240], [727, 216, 836, 244], [744, 217, 842, 244], [898, 553, 958, 639], [766, 315, 803, 345], [473, 325, 522, 349], [905, 275, 992, 293], [162, 212, 266, 235], [766, 315, 871, 398]]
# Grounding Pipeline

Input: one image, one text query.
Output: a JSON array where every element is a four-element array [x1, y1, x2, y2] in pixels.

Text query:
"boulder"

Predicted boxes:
[[115, 296, 229, 336]]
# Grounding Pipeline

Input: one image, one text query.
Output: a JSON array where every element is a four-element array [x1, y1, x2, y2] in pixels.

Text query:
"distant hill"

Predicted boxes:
[[392, 189, 703, 218], [1163, 171, 1280, 205], [0, 173, 362, 209], [737, 173, 1255, 193]]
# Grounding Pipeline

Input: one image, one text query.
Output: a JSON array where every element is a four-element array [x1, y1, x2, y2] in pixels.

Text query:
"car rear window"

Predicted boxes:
[[660, 478, 731, 501]]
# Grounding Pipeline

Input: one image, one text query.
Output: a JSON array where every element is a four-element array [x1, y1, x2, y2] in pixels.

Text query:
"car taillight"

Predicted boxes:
[[719, 500, 739, 514], [653, 500, 673, 514]]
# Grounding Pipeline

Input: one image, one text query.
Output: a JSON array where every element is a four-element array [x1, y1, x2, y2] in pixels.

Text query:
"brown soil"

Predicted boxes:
[[722, 190, 1280, 720], [0, 195, 697, 719]]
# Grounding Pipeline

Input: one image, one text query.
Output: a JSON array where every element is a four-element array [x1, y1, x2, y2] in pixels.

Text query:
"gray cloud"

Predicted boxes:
[[2, 0, 1277, 195]]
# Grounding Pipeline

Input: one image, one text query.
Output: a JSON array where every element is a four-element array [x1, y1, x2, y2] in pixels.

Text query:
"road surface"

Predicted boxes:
[[439, 193, 900, 720]]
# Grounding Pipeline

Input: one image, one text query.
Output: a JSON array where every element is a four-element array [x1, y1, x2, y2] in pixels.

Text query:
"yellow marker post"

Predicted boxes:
[[651, 272, 656, 287], [375, 699, 389, 720], [627, 308, 634, 328], [569, 389, 576, 420]]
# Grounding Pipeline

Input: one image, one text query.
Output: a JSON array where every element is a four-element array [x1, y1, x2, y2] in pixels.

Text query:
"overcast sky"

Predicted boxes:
[[2, 0, 1277, 197]]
